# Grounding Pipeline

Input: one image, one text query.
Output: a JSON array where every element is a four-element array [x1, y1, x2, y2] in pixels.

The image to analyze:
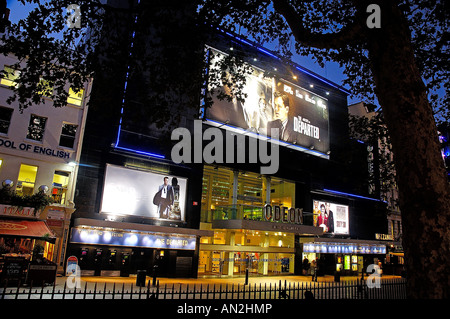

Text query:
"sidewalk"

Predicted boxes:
[[56, 274, 401, 289]]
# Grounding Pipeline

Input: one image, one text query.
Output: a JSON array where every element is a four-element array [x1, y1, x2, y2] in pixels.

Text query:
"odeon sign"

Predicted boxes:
[[263, 204, 303, 225]]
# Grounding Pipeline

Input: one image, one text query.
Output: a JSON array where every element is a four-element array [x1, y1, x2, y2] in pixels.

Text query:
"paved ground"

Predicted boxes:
[[56, 274, 402, 289]]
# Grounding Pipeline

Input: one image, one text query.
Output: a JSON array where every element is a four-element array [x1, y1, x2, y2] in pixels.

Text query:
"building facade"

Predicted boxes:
[[348, 102, 404, 273], [0, 52, 92, 274], [66, 1, 389, 279]]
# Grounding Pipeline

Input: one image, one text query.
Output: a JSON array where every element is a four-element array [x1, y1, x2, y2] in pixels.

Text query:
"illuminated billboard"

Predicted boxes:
[[312, 200, 349, 234], [70, 227, 196, 250], [206, 48, 330, 158], [100, 164, 187, 221]]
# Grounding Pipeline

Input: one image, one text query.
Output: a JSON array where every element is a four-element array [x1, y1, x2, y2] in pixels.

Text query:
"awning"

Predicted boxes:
[[0, 219, 56, 239]]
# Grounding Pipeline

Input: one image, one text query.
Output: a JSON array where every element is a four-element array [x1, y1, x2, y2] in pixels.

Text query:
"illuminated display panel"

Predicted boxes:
[[206, 48, 330, 158], [100, 164, 187, 221], [303, 242, 386, 254], [312, 200, 349, 235], [70, 227, 196, 250]]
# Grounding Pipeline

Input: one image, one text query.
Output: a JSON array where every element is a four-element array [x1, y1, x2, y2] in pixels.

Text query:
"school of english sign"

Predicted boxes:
[[0, 138, 71, 159]]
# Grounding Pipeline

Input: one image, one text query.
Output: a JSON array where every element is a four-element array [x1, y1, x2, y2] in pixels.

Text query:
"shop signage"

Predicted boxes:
[[0, 204, 36, 218], [375, 233, 394, 241], [0, 137, 71, 159], [303, 242, 386, 254], [1, 257, 26, 281], [263, 204, 303, 224], [70, 227, 197, 250]]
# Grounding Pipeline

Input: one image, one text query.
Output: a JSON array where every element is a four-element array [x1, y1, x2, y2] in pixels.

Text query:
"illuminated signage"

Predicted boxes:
[[70, 228, 196, 250], [303, 242, 386, 254], [101, 164, 187, 222], [375, 233, 394, 241], [206, 48, 330, 158], [263, 204, 303, 224], [312, 200, 349, 235]]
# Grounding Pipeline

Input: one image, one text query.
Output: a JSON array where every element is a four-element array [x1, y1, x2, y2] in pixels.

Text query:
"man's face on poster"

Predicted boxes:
[[274, 96, 289, 122], [163, 177, 169, 186]]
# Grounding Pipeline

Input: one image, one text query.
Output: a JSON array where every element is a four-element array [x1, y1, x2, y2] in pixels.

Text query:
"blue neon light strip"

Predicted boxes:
[[113, 146, 165, 159], [112, 1, 165, 160], [323, 189, 384, 202]]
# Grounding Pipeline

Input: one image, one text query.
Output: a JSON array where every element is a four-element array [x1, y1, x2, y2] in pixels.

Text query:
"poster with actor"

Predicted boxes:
[[206, 48, 330, 156], [266, 80, 330, 154], [101, 164, 187, 221], [313, 200, 349, 234]]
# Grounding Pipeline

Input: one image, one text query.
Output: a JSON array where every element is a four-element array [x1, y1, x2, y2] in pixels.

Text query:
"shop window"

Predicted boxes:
[[26, 114, 47, 142], [52, 170, 70, 204], [67, 87, 84, 106], [16, 164, 38, 196], [201, 165, 233, 222], [237, 171, 264, 220], [213, 231, 226, 245], [0, 65, 20, 87], [43, 241, 54, 261], [0, 106, 13, 134], [59, 123, 78, 148], [201, 165, 296, 222]]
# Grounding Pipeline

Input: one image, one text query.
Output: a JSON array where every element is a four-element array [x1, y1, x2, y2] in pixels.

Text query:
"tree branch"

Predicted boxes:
[[271, 0, 365, 50]]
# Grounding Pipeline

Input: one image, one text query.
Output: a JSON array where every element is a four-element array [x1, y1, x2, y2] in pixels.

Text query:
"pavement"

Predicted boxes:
[[54, 274, 402, 290]]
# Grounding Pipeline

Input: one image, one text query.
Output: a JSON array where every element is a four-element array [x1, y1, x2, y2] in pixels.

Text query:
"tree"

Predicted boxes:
[[1, 0, 449, 298]]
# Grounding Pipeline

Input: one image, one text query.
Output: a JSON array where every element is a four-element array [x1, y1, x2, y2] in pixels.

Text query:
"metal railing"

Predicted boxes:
[[0, 278, 407, 300]]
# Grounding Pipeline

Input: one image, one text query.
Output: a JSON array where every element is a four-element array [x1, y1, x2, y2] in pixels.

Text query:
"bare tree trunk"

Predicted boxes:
[[366, 3, 450, 298]]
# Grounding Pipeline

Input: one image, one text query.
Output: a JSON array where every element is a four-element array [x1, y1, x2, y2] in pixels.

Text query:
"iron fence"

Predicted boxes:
[[0, 278, 407, 300]]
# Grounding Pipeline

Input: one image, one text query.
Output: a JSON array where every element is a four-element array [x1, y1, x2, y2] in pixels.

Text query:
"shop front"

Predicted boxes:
[[67, 218, 213, 278], [199, 216, 323, 277], [198, 225, 298, 277], [300, 238, 387, 277], [0, 217, 57, 284], [198, 164, 323, 277]]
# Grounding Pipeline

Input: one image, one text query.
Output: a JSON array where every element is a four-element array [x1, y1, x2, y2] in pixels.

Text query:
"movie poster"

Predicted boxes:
[[206, 48, 330, 156], [312, 200, 349, 234], [100, 164, 187, 221]]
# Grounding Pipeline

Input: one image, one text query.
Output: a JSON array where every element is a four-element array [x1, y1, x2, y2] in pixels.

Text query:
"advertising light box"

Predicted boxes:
[[312, 200, 349, 235], [70, 228, 196, 250], [206, 48, 330, 158], [101, 164, 187, 221]]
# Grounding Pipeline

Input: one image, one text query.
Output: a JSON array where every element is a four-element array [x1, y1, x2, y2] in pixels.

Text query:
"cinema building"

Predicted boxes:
[[66, 2, 388, 278], [0, 52, 92, 274]]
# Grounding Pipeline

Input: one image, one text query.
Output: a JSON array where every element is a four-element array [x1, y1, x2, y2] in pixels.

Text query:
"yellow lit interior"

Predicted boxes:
[[16, 164, 38, 195], [67, 88, 84, 106]]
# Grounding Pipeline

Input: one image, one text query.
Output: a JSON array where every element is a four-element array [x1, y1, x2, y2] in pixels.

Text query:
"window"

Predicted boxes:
[[16, 164, 38, 196], [26, 114, 47, 141], [67, 88, 84, 106], [0, 106, 13, 134], [52, 170, 70, 204], [37, 78, 54, 97], [59, 123, 78, 148], [0, 66, 20, 87]]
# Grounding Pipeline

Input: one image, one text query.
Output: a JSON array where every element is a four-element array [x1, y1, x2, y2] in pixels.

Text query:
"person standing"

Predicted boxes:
[[153, 176, 174, 219]]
